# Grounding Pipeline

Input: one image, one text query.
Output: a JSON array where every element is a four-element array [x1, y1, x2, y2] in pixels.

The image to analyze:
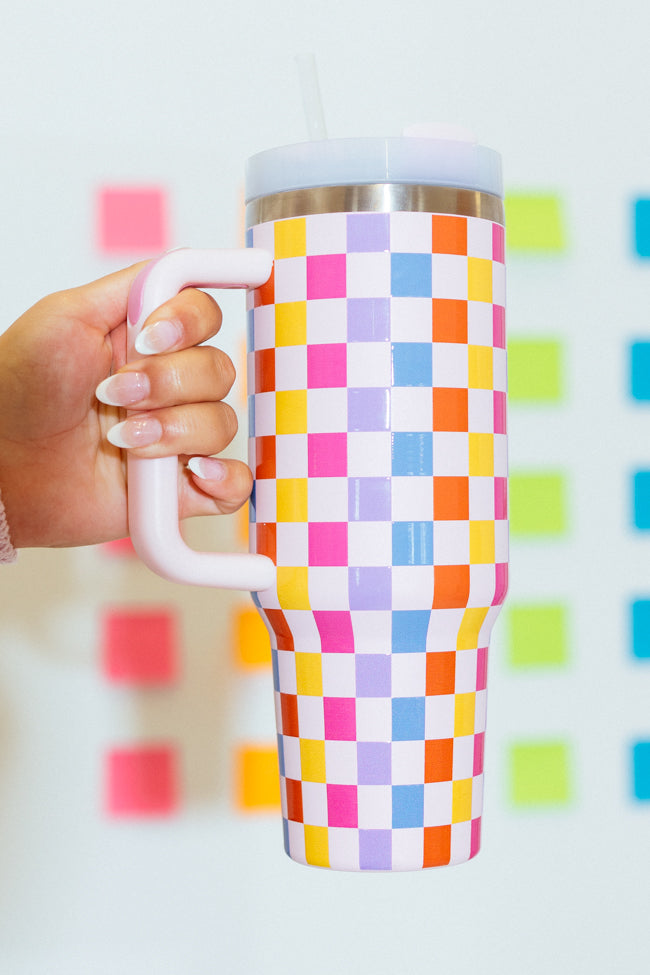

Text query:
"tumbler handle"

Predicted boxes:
[[126, 248, 275, 591]]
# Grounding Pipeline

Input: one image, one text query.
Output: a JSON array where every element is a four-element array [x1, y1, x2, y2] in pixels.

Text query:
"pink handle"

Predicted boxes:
[[126, 248, 275, 591]]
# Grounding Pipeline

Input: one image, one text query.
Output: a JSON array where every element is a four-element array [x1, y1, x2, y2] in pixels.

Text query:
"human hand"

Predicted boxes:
[[0, 263, 251, 549]]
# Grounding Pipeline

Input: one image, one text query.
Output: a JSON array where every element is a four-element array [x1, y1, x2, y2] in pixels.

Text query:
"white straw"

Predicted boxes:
[[296, 53, 328, 141]]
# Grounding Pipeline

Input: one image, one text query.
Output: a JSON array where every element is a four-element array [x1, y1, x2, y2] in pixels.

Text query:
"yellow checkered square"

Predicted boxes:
[[470, 521, 496, 564], [300, 739, 326, 782], [457, 606, 489, 650], [452, 777, 473, 823], [304, 824, 329, 867], [468, 257, 493, 302], [275, 218, 307, 259], [276, 567, 310, 609], [276, 302, 307, 346], [469, 433, 494, 476], [468, 345, 493, 389], [454, 694, 476, 737], [295, 653, 323, 696], [276, 389, 307, 435], [276, 479, 308, 522]]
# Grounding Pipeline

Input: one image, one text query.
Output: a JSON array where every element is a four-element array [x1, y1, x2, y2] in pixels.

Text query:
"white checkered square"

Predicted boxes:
[[275, 346, 307, 390], [274, 256, 307, 300], [308, 478, 348, 521], [252, 391, 276, 437], [324, 741, 358, 784], [391, 386, 433, 431], [357, 785, 393, 828], [306, 388, 347, 433], [468, 565, 496, 607], [307, 298, 347, 343], [469, 476, 496, 519], [348, 521, 393, 566], [474, 689, 488, 734], [467, 216, 494, 258], [467, 301, 494, 346], [452, 735, 475, 779], [297, 696, 325, 739], [356, 698, 392, 741], [391, 652, 427, 697], [275, 523, 308, 566], [392, 567, 434, 609], [432, 343, 468, 387], [493, 434, 508, 476], [433, 521, 470, 565], [455, 649, 478, 693], [493, 347, 507, 392], [285, 819, 306, 862], [426, 609, 466, 650], [468, 389, 495, 434], [391, 476, 433, 521], [391, 740, 426, 785], [301, 782, 328, 826], [450, 821, 472, 865], [347, 342, 392, 387], [432, 254, 468, 300], [282, 734, 302, 779], [392, 829, 425, 872], [495, 521, 509, 562], [275, 434, 308, 478], [346, 251, 392, 298], [252, 303, 275, 349], [252, 478, 276, 522], [250, 219, 274, 255], [306, 567, 349, 610], [347, 431, 392, 477], [305, 212, 347, 254], [391, 297, 433, 342], [390, 210, 432, 252], [328, 828, 360, 871], [351, 611, 393, 652], [492, 261, 506, 305], [283, 610, 321, 650], [424, 694, 455, 738], [423, 781, 453, 826], [472, 774, 484, 819], [276, 650, 297, 694], [321, 654, 356, 697], [432, 433, 469, 476]]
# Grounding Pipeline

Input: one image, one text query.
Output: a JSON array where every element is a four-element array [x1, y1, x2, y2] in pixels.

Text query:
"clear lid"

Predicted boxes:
[[245, 133, 503, 203]]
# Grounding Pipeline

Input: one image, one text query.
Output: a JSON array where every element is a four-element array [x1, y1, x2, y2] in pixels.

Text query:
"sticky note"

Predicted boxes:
[[630, 342, 650, 400], [508, 339, 563, 403], [505, 193, 565, 253], [106, 745, 179, 817], [101, 607, 178, 684], [631, 600, 650, 658], [509, 740, 572, 807], [632, 742, 650, 800], [233, 606, 271, 668], [509, 472, 567, 536], [633, 471, 650, 529], [633, 199, 650, 258], [97, 186, 169, 253], [235, 745, 280, 811], [507, 604, 569, 668]]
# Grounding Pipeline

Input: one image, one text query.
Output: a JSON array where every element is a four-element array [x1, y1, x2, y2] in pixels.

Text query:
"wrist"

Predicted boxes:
[[0, 488, 17, 563]]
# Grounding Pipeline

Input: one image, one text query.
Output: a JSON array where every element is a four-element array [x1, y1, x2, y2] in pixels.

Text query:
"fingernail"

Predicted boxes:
[[96, 371, 150, 407], [107, 416, 163, 448], [187, 456, 227, 481], [135, 318, 183, 355]]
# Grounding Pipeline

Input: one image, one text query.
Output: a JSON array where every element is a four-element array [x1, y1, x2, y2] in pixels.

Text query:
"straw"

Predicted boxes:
[[296, 54, 328, 141]]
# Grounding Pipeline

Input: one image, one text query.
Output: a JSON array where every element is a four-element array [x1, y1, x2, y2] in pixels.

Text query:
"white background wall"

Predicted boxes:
[[2, 1, 650, 972]]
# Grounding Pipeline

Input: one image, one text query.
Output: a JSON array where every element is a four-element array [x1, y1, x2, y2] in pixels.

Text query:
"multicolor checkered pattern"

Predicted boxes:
[[245, 208, 507, 870]]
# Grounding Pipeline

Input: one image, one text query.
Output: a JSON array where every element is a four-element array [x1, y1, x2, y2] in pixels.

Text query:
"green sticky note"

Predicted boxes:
[[508, 339, 563, 403], [507, 604, 569, 668], [509, 741, 572, 807], [505, 193, 566, 253], [510, 472, 567, 537]]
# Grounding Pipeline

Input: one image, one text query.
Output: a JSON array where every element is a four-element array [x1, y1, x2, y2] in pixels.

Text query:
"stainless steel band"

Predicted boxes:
[[246, 183, 504, 227]]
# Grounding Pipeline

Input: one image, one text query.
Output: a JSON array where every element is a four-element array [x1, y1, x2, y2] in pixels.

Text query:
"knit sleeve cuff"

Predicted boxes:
[[0, 490, 17, 564]]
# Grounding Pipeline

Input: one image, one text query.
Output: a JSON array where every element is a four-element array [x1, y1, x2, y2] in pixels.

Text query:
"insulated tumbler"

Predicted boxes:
[[127, 133, 507, 871]]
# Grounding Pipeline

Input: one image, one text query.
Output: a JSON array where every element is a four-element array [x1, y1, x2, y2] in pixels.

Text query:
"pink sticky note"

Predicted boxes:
[[97, 186, 169, 253], [106, 745, 179, 817], [101, 607, 178, 685]]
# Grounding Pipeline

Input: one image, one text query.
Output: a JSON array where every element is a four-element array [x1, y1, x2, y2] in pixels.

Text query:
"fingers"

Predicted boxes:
[[135, 287, 223, 355], [106, 400, 239, 458], [181, 457, 253, 517]]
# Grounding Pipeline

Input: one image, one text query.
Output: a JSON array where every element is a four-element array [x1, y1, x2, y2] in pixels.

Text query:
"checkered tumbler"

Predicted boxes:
[[246, 207, 508, 870]]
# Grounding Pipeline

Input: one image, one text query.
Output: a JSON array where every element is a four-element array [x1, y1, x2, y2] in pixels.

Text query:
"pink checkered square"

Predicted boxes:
[[314, 611, 355, 652], [324, 697, 356, 740], [327, 784, 358, 827], [308, 343, 348, 388], [307, 254, 347, 299], [309, 522, 348, 565], [308, 432, 348, 476]]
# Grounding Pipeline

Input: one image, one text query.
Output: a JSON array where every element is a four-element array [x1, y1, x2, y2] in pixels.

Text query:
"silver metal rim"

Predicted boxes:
[[246, 183, 504, 226]]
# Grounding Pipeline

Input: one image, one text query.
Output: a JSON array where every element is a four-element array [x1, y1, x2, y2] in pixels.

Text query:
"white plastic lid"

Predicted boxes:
[[245, 134, 502, 202]]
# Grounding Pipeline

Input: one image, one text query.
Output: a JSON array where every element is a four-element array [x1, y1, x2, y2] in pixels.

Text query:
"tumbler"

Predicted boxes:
[[127, 132, 507, 872]]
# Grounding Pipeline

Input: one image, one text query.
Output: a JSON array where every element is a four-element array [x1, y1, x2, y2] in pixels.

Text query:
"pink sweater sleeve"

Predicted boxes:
[[0, 490, 17, 563]]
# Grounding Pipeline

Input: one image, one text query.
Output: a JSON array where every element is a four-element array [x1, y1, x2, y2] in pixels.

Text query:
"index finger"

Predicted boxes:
[[135, 288, 223, 356]]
